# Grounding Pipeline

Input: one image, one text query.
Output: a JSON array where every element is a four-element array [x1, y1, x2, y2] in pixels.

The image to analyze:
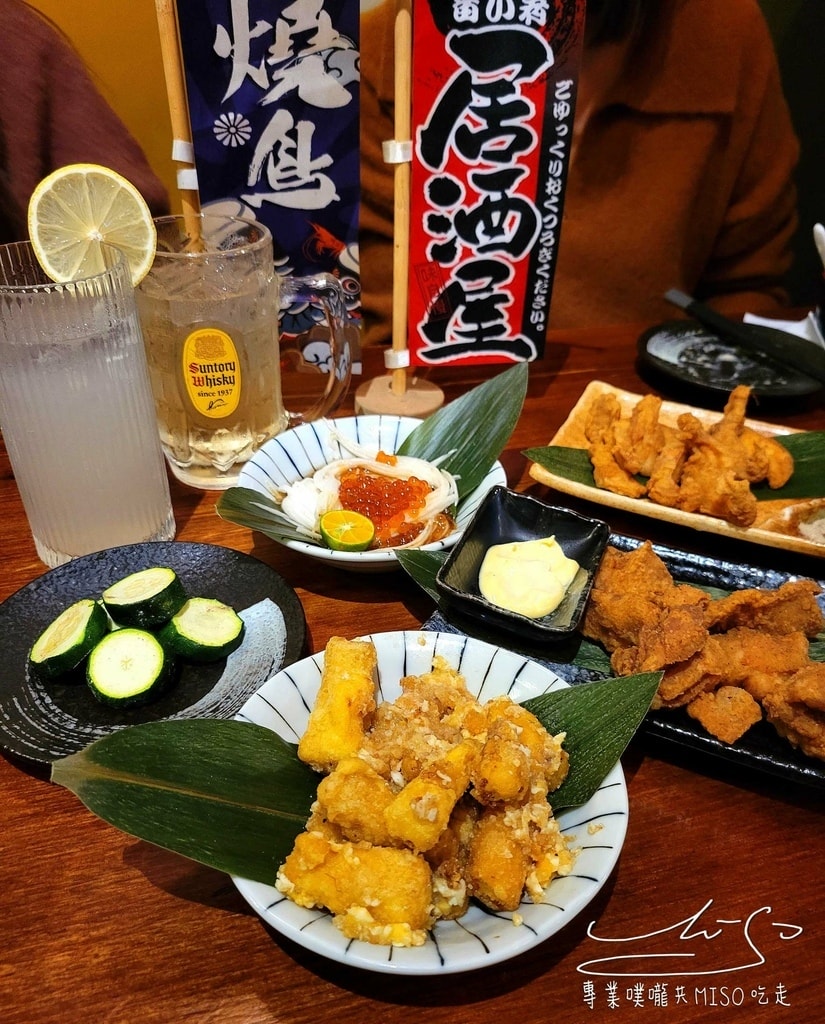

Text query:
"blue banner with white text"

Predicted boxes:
[[176, 0, 361, 328]]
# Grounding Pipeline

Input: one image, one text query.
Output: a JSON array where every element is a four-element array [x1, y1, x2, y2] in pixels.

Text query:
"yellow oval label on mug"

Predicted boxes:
[[182, 327, 242, 419]]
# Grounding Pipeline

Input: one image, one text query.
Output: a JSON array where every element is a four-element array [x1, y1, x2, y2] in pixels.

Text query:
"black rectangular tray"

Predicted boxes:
[[424, 534, 825, 792]]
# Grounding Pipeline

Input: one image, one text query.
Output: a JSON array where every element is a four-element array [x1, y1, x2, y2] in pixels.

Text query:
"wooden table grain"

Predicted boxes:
[[1, 323, 824, 1024]]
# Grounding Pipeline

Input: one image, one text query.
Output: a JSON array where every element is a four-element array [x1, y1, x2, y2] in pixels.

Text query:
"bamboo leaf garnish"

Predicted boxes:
[[51, 720, 319, 878], [50, 669, 658, 886], [523, 672, 661, 809], [524, 445, 596, 488], [525, 432, 825, 502], [216, 487, 316, 545], [399, 361, 528, 499], [394, 549, 446, 604]]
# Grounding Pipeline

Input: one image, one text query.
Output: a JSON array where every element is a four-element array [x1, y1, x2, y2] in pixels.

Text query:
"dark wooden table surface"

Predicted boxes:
[[2, 324, 823, 1024]]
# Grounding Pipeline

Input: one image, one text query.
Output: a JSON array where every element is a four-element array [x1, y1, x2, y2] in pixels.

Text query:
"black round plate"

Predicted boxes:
[[0, 542, 306, 766], [637, 320, 822, 403]]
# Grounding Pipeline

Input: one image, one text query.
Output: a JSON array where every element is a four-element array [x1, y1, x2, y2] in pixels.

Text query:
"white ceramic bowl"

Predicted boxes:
[[232, 630, 628, 975], [236, 415, 507, 572]]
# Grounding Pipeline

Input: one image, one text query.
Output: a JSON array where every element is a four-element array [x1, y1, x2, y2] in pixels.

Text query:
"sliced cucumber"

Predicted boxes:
[[86, 628, 174, 707], [29, 598, 110, 680], [102, 567, 186, 628], [159, 597, 245, 663]]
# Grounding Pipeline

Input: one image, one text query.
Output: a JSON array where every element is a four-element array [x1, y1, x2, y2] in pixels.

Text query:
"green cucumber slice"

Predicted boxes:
[[159, 597, 245, 663], [102, 567, 186, 628], [29, 599, 110, 680], [86, 628, 174, 707]]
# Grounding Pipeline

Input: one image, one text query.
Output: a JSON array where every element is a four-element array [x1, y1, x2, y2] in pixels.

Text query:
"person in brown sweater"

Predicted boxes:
[[359, 0, 800, 346], [0, 0, 168, 245]]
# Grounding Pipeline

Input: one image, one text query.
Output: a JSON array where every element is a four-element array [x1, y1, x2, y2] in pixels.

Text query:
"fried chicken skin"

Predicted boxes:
[[584, 543, 824, 757], [708, 385, 793, 489], [582, 384, 794, 527], [584, 393, 647, 498], [582, 542, 709, 658], [612, 393, 674, 477], [674, 413, 758, 527], [705, 579, 824, 637], [762, 663, 825, 761]]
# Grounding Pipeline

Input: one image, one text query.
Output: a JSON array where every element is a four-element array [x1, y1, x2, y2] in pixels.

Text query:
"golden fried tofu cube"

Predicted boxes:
[[276, 831, 434, 946], [426, 799, 479, 921], [316, 756, 395, 846], [466, 805, 529, 912], [384, 738, 479, 852], [473, 698, 549, 805], [297, 637, 377, 771]]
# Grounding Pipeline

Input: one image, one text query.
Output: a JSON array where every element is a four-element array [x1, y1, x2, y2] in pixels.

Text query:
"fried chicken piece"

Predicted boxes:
[[707, 627, 812, 702], [739, 427, 794, 488], [654, 636, 727, 708], [707, 385, 794, 489], [584, 393, 647, 498], [646, 427, 691, 508], [612, 394, 674, 477], [687, 685, 763, 744], [704, 578, 824, 637], [762, 662, 825, 761], [611, 601, 708, 675], [583, 542, 709, 655], [675, 413, 758, 527]]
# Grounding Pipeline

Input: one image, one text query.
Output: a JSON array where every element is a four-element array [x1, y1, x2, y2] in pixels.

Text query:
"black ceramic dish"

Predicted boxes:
[[0, 541, 306, 765], [637, 320, 823, 406], [434, 486, 610, 643]]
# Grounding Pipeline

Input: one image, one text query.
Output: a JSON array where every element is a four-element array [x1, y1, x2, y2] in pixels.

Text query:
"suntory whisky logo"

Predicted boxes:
[[182, 327, 242, 418]]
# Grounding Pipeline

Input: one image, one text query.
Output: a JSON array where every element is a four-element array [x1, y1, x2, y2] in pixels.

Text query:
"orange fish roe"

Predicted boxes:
[[338, 465, 431, 547]]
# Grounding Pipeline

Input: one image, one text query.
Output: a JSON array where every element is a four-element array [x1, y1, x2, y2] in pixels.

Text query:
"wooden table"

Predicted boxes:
[[2, 324, 823, 1024]]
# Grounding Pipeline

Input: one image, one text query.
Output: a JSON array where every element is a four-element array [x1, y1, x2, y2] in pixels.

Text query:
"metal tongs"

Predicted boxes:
[[664, 288, 825, 387]]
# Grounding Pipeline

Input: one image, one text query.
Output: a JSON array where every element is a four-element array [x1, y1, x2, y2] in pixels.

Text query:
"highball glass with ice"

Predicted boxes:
[[135, 213, 351, 490], [0, 242, 175, 567]]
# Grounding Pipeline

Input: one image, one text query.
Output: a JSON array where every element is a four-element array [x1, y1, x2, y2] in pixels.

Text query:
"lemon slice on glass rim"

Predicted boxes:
[[27, 163, 157, 286]]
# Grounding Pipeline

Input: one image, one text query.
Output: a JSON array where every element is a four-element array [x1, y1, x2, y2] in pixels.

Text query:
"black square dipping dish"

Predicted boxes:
[[435, 486, 610, 643]]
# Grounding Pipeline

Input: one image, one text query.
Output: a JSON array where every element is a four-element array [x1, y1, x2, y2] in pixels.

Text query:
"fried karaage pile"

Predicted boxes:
[[583, 385, 793, 527], [582, 542, 825, 759], [277, 638, 575, 946]]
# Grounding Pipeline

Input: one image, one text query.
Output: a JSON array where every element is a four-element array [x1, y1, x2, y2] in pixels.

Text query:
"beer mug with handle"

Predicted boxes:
[[135, 213, 352, 490]]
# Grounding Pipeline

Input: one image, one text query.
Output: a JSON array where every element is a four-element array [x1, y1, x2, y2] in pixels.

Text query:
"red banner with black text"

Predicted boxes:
[[407, 0, 584, 365]]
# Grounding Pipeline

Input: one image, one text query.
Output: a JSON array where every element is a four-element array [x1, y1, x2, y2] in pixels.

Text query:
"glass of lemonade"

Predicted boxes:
[[135, 214, 351, 490], [0, 241, 175, 568]]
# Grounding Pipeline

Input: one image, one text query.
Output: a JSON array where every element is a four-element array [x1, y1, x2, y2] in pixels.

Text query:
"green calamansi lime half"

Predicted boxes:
[[319, 510, 376, 552]]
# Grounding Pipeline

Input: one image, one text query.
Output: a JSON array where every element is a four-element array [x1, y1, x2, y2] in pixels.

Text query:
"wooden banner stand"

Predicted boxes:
[[354, 371, 445, 416], [354, 0, 444, 418]]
